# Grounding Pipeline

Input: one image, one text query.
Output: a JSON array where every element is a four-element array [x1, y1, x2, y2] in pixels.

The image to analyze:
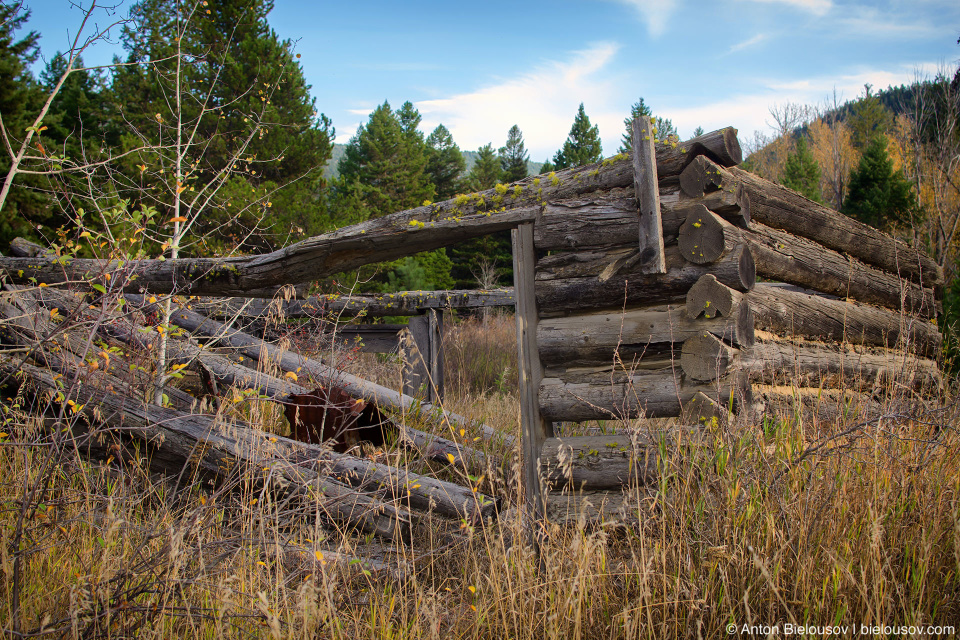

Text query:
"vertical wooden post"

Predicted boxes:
[[512, 223, 552, 537], [402, 310, 444, 402], [427, 309, 444, 401], [632, 115, 666, 274]]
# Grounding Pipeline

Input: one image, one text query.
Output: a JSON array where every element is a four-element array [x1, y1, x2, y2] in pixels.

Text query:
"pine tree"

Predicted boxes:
[[499, 125, 529, 183], [618, 99, 678, 153], [338, 101, 434, 217], [552, 103, 602, 169], [464, 143, 501, 191], [539, 158, 555, 174], [692, 126, 705, 137], [0, 5, 57, 249], [110, 0, 334, 250], [781, 136, 823, 202], [841, 135, 915, 229], [425, 124, 465, 201], [849, 84, 892, 151]]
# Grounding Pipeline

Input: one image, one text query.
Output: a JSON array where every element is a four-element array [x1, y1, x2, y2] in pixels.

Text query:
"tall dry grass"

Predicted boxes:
[[2, 312, 959, 638]]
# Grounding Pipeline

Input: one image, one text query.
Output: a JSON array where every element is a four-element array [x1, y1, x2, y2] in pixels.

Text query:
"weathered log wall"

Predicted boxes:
[[522, 124, 942, 434]]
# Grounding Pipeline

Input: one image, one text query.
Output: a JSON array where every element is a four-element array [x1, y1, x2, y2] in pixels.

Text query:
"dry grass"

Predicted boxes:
[[2, 312, 960, 638]]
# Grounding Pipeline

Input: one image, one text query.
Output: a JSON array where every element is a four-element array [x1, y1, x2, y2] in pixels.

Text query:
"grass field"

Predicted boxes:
[[1, 311, 959, 638]]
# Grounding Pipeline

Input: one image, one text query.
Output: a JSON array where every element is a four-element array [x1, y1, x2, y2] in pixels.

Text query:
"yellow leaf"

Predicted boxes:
[[0, 433, 8, 439], [168, 216, 187, 223], [468, 585, 476, 594], [284, 372, 298, 382], [148, 296, 157, 304], [446, 453, 456, 464]]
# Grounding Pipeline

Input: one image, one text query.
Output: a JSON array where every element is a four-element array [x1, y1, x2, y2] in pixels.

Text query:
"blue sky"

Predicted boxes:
[[18, 0, 960, 161]]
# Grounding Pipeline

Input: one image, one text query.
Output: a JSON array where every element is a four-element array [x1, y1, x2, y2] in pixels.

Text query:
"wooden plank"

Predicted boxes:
[[632, 116, 666, 274], [512, 223, 552, 529], [428, 309, 444, 402], [401, 312, 443, 402]]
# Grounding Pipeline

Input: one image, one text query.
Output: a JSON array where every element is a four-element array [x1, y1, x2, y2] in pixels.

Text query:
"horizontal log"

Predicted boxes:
[[539, 429, 702, 490], [729, 166, 943, 287], [148, 298, 512, 465], [744, 222, 938, 317], [539, 367, 750, 422], [0, 206, 537, 297], [0, 128, 742, 297], [536, 244, 756, 315], [751, 384, 884, 425], [537, 301, 753, 368], [743, 338, 941, 392], [0, 356, 411, 541], [193, 289, 516, 320], [533, 184, 747, 251], [747, 283, 942, 358]]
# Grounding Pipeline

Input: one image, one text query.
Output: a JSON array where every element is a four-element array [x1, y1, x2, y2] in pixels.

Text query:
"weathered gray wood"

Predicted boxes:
[[655, 126, 743, 176], [401, 311, 444, 402], [751, 384, 884, 425], [537, 301, 754, 368], [0, 206, 538, 297], [686, 274, 743, 319], [512, 223, 552, 527], [680, 155, 728, 198], [533, 185, 746, 250], [744, 222, 938, 318], [538, 367, 750, 422], [677, 156, 752, 227], [682, 391, 729, 426], [680, 332, 738, 381], [539, 430, 703, 490], [747, 283, 941, 358], [730, 166, 943, 287], [633, 116, 666, 274], [0, 356, 411, 541], [743, 338, 941, 392], [194, 289, 516, 320], [148, 299, 511, 465], [678, 205, 742, 265], [535, 243, 756, 314], [336, 324, 403, 353]]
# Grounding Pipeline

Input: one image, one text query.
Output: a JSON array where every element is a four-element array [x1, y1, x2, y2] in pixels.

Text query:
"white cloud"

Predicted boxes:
[[835, 8, 945, 38], [743, 0, 832, 15], [726, 33, 768, 55], [665, 64, 937, 141], [610, 0, 679, 37], [415, 43, 627, 160]]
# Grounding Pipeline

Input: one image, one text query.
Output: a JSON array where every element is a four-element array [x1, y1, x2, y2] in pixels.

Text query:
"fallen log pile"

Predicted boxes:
[[0, 283, 503, 555]]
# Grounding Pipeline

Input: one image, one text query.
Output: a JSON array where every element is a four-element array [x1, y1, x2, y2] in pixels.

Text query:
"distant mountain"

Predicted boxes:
[[322, 144, 543, 181]]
